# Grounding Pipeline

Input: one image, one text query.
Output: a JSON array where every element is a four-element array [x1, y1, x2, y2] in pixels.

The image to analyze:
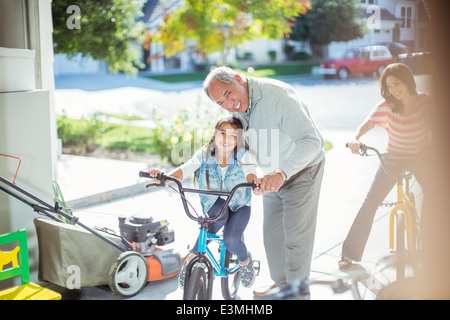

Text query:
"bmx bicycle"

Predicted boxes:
[[139, 171, 260, 300]]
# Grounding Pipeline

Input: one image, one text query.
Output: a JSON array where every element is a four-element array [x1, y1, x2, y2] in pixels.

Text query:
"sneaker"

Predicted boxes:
[[240, 252, 256, 288]]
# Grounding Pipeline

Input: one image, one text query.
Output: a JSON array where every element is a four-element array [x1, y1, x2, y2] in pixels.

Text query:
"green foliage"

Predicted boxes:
[[148, 106, 224, 166], [57, 112, 108, 152], [268, 50, 277, 62], [57, 108, 333, 165], [153, 0, 311, 65], [57, 106, 224, 166], [52, 0, 146, 74], [289, 0, 365, 45]]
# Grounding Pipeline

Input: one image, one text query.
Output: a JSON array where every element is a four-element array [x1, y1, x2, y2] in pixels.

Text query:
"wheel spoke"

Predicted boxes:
[[109, 251, 148, 297], [115, 269, 130, 283]]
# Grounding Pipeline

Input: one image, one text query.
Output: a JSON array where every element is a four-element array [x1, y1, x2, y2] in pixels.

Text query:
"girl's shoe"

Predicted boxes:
[[240, 252, 256, 288]]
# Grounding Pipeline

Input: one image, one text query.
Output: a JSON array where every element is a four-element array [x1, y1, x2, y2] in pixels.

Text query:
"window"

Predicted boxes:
[[361, 0, 376, 4], [344, 50, 355, 59], [401, 6, 412, 29]]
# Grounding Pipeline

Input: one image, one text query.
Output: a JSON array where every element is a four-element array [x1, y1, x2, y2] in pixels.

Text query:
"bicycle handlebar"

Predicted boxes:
[[345, 142, 382, 157], [345, 143, 423, 160], [345, 143, 424, 180], [139, 171, 256, 224]]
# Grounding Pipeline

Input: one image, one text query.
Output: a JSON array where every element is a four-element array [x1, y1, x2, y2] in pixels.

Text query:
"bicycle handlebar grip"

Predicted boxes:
[[345, 142, 367, 152], [139, 171, 151, 178]]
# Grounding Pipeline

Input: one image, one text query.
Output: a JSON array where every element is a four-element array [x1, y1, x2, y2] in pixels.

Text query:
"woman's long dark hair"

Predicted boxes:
[[379, 63, 417, 114]]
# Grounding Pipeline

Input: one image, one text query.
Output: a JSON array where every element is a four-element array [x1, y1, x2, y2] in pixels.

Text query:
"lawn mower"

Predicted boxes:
[[0, 153, 182, 298]]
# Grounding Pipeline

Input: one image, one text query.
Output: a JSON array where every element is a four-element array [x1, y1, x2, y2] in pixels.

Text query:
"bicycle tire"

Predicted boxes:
[[376, 278, 420, 300], [395, 212, 406, 281], [109, 251, 148, 298], [184, 265, 209, 300], [221, 249, 241, 300]]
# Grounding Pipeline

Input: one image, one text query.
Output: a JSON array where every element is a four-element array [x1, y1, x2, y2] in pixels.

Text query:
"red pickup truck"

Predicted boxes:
[[320, 45, 394, 80]]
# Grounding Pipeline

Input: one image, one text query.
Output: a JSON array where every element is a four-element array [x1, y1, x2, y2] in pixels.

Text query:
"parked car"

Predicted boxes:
[[398, 51, 433, 74], [374, 42, 410, 61], [320, 45, 394, 80]]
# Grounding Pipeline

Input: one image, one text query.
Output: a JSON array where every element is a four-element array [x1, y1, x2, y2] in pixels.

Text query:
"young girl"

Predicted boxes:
[[148, 116, 258, 288], [339, 63, 433, 268]]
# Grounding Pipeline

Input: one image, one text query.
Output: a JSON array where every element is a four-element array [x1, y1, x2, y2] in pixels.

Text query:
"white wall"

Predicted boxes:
[[54, 53, 107, 75], [0, 0, 57, 279], [237, 38, 285, 64]]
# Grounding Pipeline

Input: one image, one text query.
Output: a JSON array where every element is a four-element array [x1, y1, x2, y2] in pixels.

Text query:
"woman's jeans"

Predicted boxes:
[[342, 158, 428, 262], [192, 198, 251, 262]]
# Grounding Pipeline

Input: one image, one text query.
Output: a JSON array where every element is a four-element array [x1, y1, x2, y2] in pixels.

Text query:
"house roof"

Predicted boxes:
[[361, 8, 402, 22]]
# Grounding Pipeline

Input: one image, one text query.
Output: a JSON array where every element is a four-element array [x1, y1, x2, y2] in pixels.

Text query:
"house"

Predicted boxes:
[[140, 0, 185, 72], [326, 0, 432, 59]]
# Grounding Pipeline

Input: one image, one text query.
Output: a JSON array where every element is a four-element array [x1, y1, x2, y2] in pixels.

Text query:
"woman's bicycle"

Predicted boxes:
[[257, 254, 418, 300], [348, 143, 422, 281], [139, 171, 260, 300]]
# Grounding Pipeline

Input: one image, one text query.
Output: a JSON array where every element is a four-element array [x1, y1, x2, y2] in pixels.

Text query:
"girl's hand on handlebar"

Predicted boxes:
[[346, 140, 361, 154], [148, 168, 162, 184]]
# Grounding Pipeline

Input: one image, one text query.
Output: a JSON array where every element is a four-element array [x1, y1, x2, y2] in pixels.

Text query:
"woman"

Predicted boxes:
[[148, 116, 258, 287], [339, 63, 432, 268]]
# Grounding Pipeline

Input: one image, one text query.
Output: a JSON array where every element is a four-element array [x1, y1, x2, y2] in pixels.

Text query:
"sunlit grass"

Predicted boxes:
[[143, 63, 319, 83]]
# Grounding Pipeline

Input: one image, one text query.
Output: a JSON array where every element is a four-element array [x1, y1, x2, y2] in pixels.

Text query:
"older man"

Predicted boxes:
[[203, 66, 325, 297]]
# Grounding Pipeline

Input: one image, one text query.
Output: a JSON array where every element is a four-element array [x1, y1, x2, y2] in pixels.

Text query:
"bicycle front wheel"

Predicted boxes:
[[184, 265, 209, 300], [376, 278, 420, 300], [221, 249, 241, 300]]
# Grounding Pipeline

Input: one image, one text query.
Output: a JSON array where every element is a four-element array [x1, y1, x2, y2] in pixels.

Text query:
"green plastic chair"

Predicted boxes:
[[0, 229, 61, 300]]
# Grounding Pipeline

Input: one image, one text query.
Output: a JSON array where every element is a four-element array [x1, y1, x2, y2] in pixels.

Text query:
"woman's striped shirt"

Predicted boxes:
[[367, 93, 432, 154]]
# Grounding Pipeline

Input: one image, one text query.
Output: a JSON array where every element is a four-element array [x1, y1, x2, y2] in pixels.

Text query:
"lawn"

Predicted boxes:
[[143, 62, 318, 83], [98, 123, 155, 153]]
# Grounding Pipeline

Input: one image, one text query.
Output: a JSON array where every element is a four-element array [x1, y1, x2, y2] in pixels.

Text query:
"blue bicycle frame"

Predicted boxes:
[[198, 231, 241, 277], [139, 171, 255, 299]]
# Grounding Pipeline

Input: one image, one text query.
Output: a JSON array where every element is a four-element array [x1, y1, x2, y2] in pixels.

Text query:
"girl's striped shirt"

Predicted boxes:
[[367, 93, 432, 154]]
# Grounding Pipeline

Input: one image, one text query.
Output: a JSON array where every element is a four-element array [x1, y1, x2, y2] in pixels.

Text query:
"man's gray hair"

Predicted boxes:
[[202, 66, 244, 101]]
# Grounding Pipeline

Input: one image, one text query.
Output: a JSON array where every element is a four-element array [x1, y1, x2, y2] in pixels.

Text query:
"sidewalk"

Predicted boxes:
[[50, 128, 404, 300]]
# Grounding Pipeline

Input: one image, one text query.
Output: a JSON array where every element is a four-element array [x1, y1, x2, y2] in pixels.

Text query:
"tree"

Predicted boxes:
[[52, 0, 146, 74], [152, 0, 311, 66], [289, 0, 365, 58]]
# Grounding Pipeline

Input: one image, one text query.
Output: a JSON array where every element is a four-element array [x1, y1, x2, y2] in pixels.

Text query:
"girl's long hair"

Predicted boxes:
[[379, 63, 417, 114]]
